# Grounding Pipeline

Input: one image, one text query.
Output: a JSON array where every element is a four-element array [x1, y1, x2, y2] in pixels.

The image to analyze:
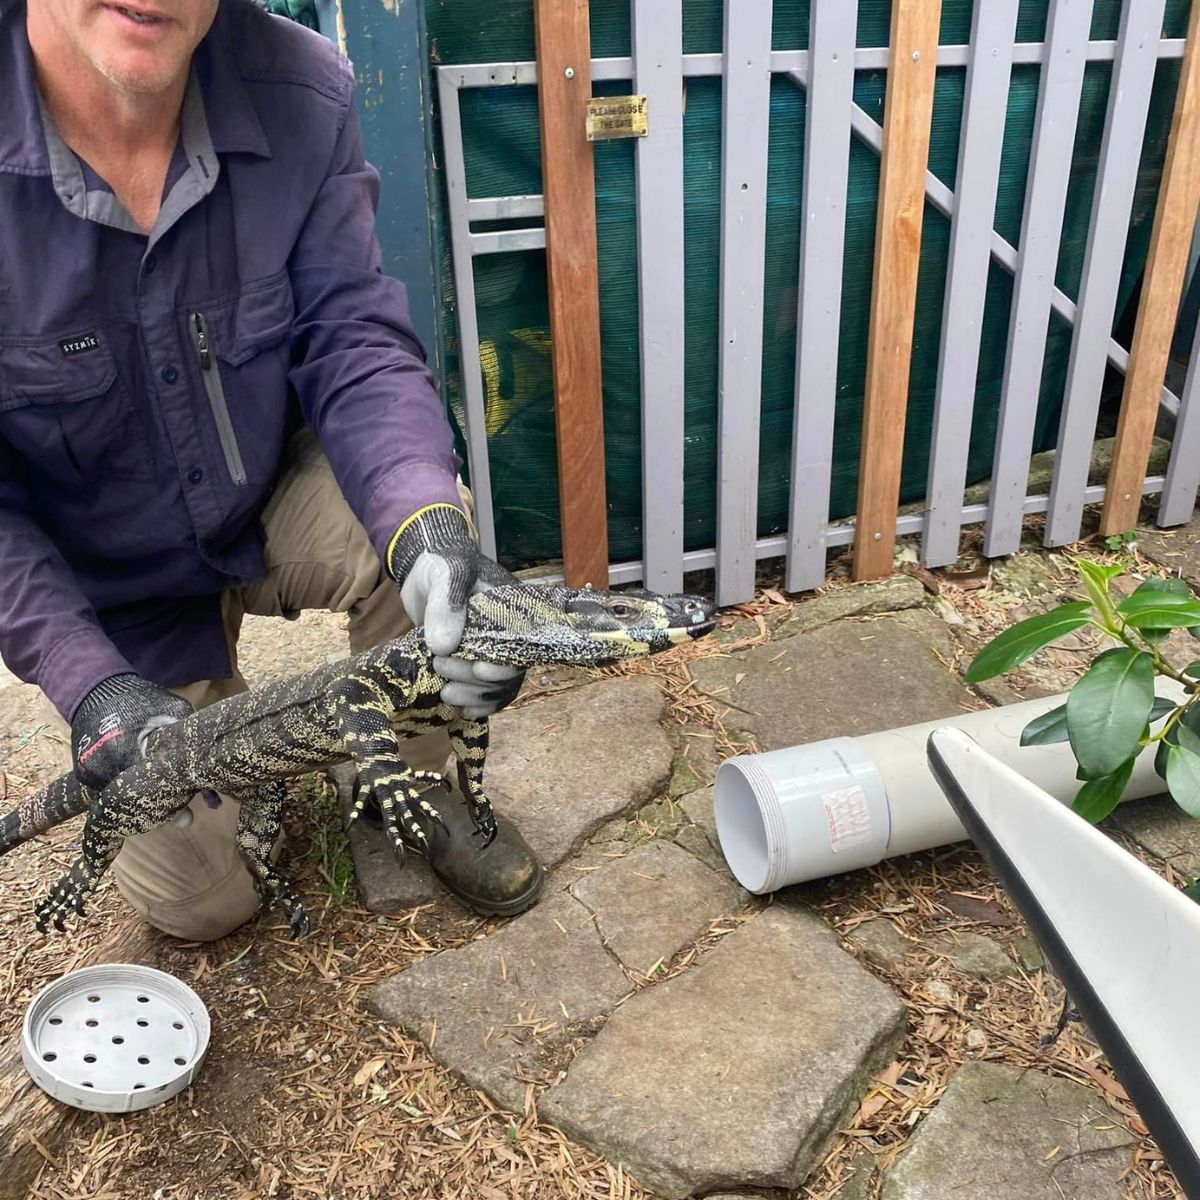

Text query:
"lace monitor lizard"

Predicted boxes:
[[0, 584, 715, 937]]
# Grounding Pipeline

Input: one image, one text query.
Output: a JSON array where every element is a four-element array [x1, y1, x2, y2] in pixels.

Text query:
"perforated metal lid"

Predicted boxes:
[[21, 963, 210, 1113]]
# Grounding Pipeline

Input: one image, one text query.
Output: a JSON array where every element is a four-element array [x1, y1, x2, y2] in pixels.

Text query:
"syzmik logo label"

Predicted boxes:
[[59, 333, 100, 358]]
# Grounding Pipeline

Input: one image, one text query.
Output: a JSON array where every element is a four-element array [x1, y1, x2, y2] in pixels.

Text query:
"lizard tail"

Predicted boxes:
[[0, 772, 94, 856]]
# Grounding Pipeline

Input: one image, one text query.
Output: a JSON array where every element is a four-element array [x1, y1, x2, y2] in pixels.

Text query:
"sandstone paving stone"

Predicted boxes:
[[772, 576, 925, 640], [569, 841, 743, 974], [881, 1061, 1135, 1200], [923, 979, 956, 1006], [678, 786, 718, 843], [674, 787, 739, 880], [1011, 933, 1046, 973], [367, 841, 743, 1113], [690, 610, 976, 751], [329, 763, 444, 913], [1107, 795, 1200, 876], [668, 735, 721, 797], [836, 1148, 880, 1200], [482, 677, 674, 868], [368, 890, 630, 1112], [989, 555, 1059, 597], [537, 905, 906, 1199], [847, 918, 912, 972], [714, 616, 765, 644], [928, 594, 965, 627], [929, 931, 1017, 981], [672, 824, 729, 878]]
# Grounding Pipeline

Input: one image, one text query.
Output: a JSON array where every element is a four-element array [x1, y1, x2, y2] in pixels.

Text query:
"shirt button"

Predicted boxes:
[[144, 253, 158, 274], [188, 467, 204, 484], [161, 364, 179, 384]]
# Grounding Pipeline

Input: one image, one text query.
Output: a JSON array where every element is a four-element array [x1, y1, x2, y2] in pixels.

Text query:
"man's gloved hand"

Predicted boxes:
[[70, 674, 193, 791], [388, 504, 524, 719]]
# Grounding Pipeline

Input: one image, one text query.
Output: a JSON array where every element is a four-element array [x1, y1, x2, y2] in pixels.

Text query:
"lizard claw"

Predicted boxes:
[[401, 813, 429, 852], [417, 796, 449, 837], [468, 801, 496, 849], [289, 908, 311, 939]]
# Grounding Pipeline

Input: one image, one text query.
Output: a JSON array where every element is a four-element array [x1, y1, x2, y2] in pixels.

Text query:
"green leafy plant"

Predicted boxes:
[[302, 774, 356, 904], [966, 559, 1200, 824], [1103, 529, 1138, 554]]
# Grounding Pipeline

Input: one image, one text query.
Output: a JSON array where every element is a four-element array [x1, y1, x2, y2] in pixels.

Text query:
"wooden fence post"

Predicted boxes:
[[533, 0, 610, 587], [1102, 0, 1200, 537], [852, 0, 942, 581]]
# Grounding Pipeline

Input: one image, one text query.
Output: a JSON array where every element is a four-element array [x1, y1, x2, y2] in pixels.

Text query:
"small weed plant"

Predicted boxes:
[[301, 773, 356, 904], [967, 559, 1200, 824]]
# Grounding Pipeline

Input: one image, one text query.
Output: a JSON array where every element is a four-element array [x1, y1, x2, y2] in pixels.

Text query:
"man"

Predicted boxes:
[[0, 0, 544, 939]]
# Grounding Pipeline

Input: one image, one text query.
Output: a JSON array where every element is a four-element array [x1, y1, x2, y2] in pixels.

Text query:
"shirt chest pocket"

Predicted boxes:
[[187, 275, 295, 488], [0, 335, 154, 485]]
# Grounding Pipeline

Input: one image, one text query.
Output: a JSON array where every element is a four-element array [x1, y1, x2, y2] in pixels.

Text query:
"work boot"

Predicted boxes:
[[351, 776, 544, 917]]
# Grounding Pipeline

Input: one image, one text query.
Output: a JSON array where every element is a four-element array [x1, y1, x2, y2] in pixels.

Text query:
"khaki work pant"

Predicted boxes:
[[44, 430, 459, 942]]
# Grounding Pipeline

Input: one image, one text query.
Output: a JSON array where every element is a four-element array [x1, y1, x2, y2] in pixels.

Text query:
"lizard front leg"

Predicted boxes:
[[333, 683, 448, 864], [447, 716, 497, 847]]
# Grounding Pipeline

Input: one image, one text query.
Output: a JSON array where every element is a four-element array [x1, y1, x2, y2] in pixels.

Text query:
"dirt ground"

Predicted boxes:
[[0, 525, 1188, 1199]]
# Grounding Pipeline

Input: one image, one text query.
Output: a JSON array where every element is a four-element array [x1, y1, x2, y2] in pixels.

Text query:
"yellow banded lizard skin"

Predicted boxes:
[[0, 584, 715, 936]]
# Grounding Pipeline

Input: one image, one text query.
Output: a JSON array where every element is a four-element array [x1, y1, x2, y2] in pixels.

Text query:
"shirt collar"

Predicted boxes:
[[193, 4, 272, 160], [36, 68, 221, 241]]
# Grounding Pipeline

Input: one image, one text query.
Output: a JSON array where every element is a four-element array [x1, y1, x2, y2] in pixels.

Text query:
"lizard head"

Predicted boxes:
[[455, 584, 717, 668]]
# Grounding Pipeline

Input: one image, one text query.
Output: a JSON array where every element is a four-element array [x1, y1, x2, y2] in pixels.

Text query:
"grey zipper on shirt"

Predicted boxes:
[[188, 311, 247, 486]]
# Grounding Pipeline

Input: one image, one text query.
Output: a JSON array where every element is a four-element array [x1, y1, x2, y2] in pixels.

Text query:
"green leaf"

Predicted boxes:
[[1075, 559, 1123, 617], [1072, 758, 1136, 824], [1133, 576, 1191, 597], [1130, 583, 1186, 644], [1115, 588, 1200, 630], [1154, 703, 1200, 779], [965, 602, 1093, 683], [1066, 648, 1155, 778], [1138, 626, 1172, 645], [1156, 737, 1171, 780], [1020, 704, 1069, 747], [1166, 738, 1200, 819], [1184, 662, 1200, 679], [1179, 724, 1200, 757], [1151, 697, 1178, 723]]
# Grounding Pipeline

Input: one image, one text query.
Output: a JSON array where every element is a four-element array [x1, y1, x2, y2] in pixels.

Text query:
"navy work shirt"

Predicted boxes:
[[0, 0, 462, 719]]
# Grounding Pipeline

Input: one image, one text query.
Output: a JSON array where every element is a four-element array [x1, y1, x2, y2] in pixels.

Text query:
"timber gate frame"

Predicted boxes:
[[384, 1, 1200, 605]]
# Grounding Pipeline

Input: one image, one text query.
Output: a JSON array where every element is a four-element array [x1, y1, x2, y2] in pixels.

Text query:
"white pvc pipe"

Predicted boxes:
[[713, 683, 1188, 894]]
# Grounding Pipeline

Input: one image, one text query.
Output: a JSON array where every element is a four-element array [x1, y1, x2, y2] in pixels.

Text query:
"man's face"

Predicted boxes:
[[30, 0, 219, 95]]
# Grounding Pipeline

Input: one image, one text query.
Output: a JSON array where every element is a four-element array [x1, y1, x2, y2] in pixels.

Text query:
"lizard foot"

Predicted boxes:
[[468, 796, 498, 848], [347, 771, 448, 825], [248, 869, 310, 938], [36, 862, 97, 933], [376, 780, 449, 860], [274, 883, 310, 939]]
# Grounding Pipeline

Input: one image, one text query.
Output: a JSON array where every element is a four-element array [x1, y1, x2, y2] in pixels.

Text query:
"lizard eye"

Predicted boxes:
[[609, 602, 632, 617]]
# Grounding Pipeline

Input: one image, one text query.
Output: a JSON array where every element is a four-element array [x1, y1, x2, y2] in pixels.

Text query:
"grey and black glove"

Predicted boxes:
[[70, 673, 193, 791], [387, 504, 524, 718]]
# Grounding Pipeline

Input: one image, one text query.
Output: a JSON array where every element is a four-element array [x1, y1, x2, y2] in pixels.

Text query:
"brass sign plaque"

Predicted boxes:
[[585, 95, 648, 141]]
